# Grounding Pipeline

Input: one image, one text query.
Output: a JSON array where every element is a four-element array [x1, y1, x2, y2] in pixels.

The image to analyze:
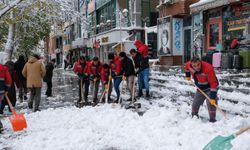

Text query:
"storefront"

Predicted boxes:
[[222, 2, 250, 50], [157, 0, 198, 65], [190, 0, 248, 53]]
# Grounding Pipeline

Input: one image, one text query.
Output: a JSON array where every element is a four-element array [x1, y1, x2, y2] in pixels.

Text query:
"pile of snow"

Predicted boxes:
[[1, 103, 250, 150]]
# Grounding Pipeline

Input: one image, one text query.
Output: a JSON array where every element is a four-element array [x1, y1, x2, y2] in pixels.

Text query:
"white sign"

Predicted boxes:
[[157, 16, 172, 56], [172, 18, 183, 56]]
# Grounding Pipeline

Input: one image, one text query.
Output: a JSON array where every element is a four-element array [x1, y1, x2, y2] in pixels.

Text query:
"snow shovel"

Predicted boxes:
[[190, 80, 227, 119], [91, 78, 97, 106], [203, 124, 250, 150], [5, 93, 27, 132], [105, 69, 112, 103], [117, 75, 127, 104]]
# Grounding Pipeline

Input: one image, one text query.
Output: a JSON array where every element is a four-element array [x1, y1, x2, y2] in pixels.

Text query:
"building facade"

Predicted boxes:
[[157, 0, 199, 65]]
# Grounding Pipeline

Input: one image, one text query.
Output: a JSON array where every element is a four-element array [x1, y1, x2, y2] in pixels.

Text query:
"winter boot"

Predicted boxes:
[[146, 90, 150, 98], [0, 121, 3, 133], [126, 97, 132, 101], [209, 119, 217, 123], [137, 90, 143, 97], [191, 112, 199, 119], [113, 97, 119, 103]]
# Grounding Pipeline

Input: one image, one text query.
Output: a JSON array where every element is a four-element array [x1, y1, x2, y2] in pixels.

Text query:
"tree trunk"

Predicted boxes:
[[4, 11, 15, 61]]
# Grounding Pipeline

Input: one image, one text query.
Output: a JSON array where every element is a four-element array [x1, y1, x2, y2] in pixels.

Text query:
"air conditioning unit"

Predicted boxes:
[[163, 0, 173, 5]]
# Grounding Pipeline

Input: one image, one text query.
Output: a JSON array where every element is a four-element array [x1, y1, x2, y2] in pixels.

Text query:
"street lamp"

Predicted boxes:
[[117, 8, 128, 52], [143, 17, 150, 45]]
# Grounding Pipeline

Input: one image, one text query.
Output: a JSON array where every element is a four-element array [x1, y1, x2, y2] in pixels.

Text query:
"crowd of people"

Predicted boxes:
[[0, 39, 220, 134], [73, 40, 150, 106], [0, 54, 55, 132]]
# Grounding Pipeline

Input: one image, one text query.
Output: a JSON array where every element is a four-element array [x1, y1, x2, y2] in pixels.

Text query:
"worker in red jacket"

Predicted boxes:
[[88, 57, 103, 104], [108, 53, 122, 103], [73, 56, 90, 105], [0, 63, 12, 133], [185, 56, 219, 122], [100, 63, 112, 102], [134, 40, 148, 57]]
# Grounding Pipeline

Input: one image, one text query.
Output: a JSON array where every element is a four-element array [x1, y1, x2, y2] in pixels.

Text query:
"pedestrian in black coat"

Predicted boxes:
[[14, 55, 27, 102], [119, 52, 136, 101], [44, 59, 55, 97]]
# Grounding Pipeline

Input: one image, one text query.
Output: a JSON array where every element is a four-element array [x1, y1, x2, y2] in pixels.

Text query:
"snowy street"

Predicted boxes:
[[0, 67, 250, 150]]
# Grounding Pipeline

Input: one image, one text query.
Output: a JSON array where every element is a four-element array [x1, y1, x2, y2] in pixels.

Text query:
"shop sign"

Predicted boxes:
[[157, 16, 172, 56], [102, 36, 109, 43], [172, 18, 183, 56]]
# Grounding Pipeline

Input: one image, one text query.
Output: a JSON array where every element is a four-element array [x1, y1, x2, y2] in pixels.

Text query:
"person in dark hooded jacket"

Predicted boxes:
[[43, 59, 55, 97], [14, 55, 27, 102]]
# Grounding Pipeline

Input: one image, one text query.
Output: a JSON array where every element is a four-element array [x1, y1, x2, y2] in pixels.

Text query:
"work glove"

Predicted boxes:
[[185, 77, 191, 81], [210, 99, 216, 106], [122, 75, 126, 81], [78, 73, 87, 79], [95, 73, 101, 79]]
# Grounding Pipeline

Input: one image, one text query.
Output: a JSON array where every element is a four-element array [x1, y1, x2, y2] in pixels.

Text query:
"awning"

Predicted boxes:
[[190, 0, 240, 13]]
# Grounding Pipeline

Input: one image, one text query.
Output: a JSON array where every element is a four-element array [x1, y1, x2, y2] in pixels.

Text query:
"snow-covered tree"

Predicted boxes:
[[0, 0, 79, 61]]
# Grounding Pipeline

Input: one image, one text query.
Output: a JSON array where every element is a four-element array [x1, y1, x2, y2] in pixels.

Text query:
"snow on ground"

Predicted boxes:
[[1, 100, 250, 149]]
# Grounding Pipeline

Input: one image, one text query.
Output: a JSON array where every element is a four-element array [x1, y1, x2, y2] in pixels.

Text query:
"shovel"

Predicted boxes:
[[190, 80, 227, 119], [5, 93, 27, 132], [105, 70, 112, 103], [203, 124, 250, 150]]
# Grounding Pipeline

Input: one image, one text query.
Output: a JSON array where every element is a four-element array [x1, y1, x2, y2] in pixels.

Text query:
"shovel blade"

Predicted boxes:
[[9, 113, 27, 132], [203, 135, 235, 150]]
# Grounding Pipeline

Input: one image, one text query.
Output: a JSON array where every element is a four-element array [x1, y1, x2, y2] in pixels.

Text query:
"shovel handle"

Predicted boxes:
[[190, 80, 227, 119], [4, 93, 17, 115], [131, 76, 136, 104], [235, 125, 250, 137]]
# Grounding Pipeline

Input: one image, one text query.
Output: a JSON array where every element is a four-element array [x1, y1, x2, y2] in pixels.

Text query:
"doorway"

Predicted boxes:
[[183, 27, 192, 63]]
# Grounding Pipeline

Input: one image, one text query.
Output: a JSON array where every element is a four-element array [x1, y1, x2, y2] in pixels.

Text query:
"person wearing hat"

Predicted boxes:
[[22, 54, 46, 112]]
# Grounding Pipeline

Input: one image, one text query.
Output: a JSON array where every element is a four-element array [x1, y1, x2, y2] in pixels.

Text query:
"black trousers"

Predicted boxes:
[[46, 81, 52, 96], [78, 79, 90, 102]]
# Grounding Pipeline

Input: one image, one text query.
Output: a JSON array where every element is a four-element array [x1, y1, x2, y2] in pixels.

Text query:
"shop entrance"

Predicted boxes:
[[184, 27, 192, 63]]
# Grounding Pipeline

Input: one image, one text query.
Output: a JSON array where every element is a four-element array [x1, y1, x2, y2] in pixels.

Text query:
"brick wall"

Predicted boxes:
[[159, 0, 199, 17], [159, 56, 183, 66]]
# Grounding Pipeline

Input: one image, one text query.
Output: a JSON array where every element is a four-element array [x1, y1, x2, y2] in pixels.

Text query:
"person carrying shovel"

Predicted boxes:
[[185, 56, 219, 123], [73, 56, 90, 106], [100, 64, 113, 103], [0, 63, 12, 133], [88, 57, 102, 105]]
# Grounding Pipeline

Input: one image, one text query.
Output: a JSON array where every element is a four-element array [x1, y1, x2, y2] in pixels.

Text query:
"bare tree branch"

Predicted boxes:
[[0, 0, 24, 18]]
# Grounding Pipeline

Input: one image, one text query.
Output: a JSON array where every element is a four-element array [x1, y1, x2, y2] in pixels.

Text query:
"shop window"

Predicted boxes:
[[209, 24, 219, 47], [207, 18, 222, 50]]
